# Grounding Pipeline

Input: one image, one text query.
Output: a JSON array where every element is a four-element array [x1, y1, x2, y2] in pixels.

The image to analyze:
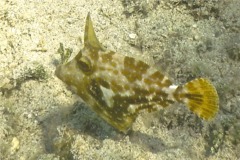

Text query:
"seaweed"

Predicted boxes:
[[57, 43, 73, 64], [0, 63, 48, 96]]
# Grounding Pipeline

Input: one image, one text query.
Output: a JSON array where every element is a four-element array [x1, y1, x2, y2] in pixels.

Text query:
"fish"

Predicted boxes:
[[55, 13, 219, 133]]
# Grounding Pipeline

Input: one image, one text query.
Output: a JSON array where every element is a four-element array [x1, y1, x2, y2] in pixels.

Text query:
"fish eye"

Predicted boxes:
[[77, 56, 92, 73]]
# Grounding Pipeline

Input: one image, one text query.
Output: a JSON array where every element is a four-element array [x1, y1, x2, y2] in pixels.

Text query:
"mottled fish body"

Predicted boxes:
[[55, 14, 219, 133]]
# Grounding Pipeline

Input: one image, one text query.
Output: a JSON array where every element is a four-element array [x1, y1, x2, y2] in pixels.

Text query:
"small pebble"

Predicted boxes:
[[10, 137, 20, 153], [129, 33, 137, 39]]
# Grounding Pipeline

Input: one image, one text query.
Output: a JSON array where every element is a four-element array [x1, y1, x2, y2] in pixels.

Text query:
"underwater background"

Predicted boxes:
[[0, 0, 240, 159]]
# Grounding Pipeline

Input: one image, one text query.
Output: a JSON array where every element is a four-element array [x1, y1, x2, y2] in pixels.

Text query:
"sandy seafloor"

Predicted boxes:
[[0, 0, 240, 159]]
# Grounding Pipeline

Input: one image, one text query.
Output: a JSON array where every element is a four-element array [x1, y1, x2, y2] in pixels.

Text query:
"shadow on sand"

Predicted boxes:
[[39, 101, 168, 159]]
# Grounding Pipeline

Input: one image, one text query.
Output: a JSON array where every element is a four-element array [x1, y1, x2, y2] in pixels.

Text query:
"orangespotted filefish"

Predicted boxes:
[[55, 13, 219, 133]]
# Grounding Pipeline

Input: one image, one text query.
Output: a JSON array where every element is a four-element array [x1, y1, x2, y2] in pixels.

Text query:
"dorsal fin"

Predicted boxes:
[[84, 13, 105, 50]]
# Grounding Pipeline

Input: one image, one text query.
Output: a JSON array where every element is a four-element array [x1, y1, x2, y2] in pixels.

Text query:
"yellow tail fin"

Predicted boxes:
[[175, 78, 219, 120]]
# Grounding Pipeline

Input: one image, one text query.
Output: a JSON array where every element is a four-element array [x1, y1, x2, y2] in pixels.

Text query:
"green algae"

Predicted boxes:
[[57, 43, 73, 64]]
